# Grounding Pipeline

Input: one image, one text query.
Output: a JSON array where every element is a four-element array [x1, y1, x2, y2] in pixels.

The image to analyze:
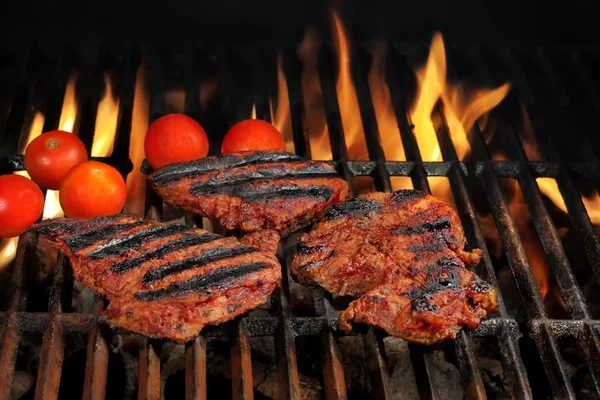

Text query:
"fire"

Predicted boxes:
[[124, 64, 149, 217], [502, 177, 552, 299], [518, 104, 600, 224], [59, 77, 78, 132], [91, 74, 120, 157], [297, 27, 332, 160], [250, 103, 257, 119], [269, 53, 295, 153], [331, 12, 369, 161], [368, 43, 405, 162], [411, 32, 510, 161]]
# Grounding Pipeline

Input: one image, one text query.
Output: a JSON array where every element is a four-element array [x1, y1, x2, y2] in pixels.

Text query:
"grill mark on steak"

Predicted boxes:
[[190, 184, 333, 202], [111, 232, 221, 273], [392, 217, 451, 235], [142, 246, 259, 284], [151, 151, 303, 185], [66, 221, 148, 251], [391, 189, 426, 204], [90, 223, 193, 259], [202, 163, 340, 187], [324, 198, 382, 220], [136, 262, 272, 301], [295, 244, 326, 255]]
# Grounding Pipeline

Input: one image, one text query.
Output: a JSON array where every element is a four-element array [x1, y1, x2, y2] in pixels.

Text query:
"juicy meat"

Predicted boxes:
[[339, 265, 496, 344], [30, 214, 281, 343], [291, 189, 496, 344], [147, 150, 350, 236]]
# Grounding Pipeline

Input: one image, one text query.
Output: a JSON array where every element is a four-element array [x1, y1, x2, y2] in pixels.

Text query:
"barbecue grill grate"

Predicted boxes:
[[1, 38, 600, 400]]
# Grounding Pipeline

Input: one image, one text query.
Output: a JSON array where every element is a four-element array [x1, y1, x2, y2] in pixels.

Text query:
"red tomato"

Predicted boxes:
[[0, 174, 44, 237], [24, 130, 88, 190], [59, 161, 127, 219], [221, 119, 286, 154], [144, 114, 209, 169]]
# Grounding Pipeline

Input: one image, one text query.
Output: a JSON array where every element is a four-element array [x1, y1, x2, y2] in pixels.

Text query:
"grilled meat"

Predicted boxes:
[[147, 150, 350, 236], [291, 189, 496, 343], [339, 264, 496, 345], [292, 189, 483, 295], [30, 214, 281, 343]]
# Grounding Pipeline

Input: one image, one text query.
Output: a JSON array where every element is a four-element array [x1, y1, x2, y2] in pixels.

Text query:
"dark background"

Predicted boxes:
[[0, 0, 598, 47]]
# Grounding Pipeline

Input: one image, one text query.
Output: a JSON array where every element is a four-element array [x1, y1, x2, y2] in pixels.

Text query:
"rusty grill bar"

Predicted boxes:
[[1, 39, 600, 400]]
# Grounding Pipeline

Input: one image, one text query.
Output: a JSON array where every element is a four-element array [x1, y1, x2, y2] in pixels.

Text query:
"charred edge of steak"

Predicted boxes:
[[392, 217, 451, 235], [189, 184, 333, 203], [324, 198, 382, 220], [190, 165, 341, 196], [391, 189, 426, 204], [135, 262, 273, 301], [65, 221, 148, 251], [111, 232, 222, 273], [89, 223, 193, 259], [150, 151, 304, 185], [142, 246, 259, 284]]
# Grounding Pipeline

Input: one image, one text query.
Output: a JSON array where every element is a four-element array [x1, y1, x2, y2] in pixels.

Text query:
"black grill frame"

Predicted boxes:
[[0, 37, 600, 400]]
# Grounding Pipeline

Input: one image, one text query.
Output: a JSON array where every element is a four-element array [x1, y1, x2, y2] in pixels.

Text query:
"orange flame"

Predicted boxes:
[[269, 53, 295, 153], [124, 64, 149, 217], [331, 12, 369, 161], [518, 104, 600, 225], [368, 43, 406, 162], [91, 74, 120, 157], [297, 27, 332, 160], [411, 32, 510, 161], [59, 77, 78, 133]]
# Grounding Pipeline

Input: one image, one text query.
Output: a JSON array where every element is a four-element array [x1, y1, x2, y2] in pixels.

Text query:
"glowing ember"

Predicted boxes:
[[269, 53, 295, 153], [59, 77, 78, 132], [331, 12, 369, 161], [91, 74, 120, 157], [297, 27, 332, 160], [124, 64, 149, 217]]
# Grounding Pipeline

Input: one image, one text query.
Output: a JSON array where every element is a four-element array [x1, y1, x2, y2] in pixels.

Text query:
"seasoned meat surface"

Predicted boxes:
[[291, 189, 496, 344], [339, 264, 496, 344], [30, 214, 281, 343], [147, 150, 350, 236]]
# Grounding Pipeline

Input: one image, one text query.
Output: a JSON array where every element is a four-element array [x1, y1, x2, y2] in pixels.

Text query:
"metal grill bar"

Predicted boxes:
[[0, 39, 600, 399]]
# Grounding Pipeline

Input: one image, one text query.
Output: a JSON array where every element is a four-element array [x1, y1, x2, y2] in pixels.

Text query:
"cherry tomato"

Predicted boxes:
[[24, 130, 88, 190], [221, 119, 286, 154], [59, 161, 127, 219], [144, 114, 209, 169], [0, 174, 44, 237]]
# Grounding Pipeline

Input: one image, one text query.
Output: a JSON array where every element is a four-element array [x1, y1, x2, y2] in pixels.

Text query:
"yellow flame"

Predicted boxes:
[[269, 53, 295, 153], [331, 11, 368, 161], [411, 32, 510, 161], [42, 190, 64, 220], [91, 75, 120, 157], [18, 112, 45, 154], [250, 103, 257, 119], [368, 43, 405, 161], [59, 77, 78, 132], [124, 64, 150, 217], [0, 238, 18, 269], [297, 27, 332, 160]]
